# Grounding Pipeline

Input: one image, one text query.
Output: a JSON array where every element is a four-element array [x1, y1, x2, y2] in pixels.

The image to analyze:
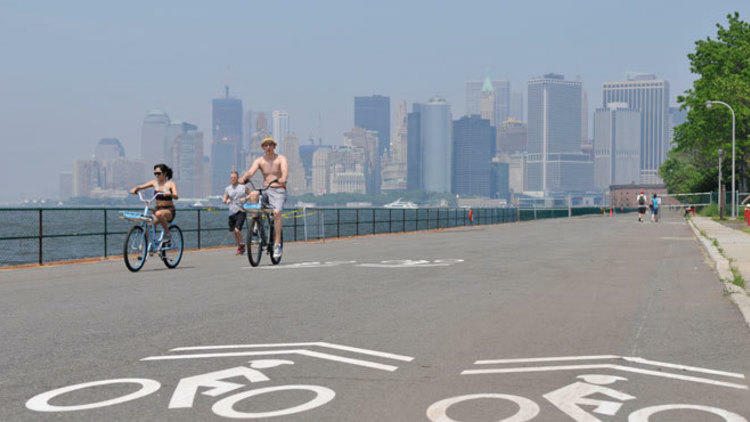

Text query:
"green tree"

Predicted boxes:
[[661, 12, 750, 193]]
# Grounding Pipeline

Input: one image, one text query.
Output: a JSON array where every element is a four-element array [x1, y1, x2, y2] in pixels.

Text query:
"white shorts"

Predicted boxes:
[[264, 187, 287, 211]]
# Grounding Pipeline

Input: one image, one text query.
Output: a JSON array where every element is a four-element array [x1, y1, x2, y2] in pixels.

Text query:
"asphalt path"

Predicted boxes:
[[1, 214, 748, 421]]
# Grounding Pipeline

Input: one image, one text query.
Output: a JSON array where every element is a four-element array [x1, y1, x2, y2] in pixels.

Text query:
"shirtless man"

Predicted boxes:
[[239, 136, 289, 259]]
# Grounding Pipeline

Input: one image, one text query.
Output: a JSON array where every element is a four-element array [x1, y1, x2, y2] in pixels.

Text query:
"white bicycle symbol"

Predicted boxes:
[[26, 359, 335, 419], [426, 374, 747, 422]]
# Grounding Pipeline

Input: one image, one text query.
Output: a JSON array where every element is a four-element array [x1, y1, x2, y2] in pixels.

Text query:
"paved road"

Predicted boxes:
[[1, 215, 748, 421]]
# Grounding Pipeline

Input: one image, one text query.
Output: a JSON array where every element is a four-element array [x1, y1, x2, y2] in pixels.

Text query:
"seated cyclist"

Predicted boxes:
[[239, 136, 288, 259], [129, 163, 179, 245]]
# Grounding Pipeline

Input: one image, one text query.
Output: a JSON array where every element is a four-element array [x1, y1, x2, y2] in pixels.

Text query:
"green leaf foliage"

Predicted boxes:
[[661, 12, 750, 193]]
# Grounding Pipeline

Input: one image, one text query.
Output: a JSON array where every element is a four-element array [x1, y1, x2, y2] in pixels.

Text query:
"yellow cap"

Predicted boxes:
[[261, 136, 277, 146]]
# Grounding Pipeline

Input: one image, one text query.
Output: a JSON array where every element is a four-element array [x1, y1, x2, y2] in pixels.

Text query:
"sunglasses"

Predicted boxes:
[[154, 172, 163, 176]]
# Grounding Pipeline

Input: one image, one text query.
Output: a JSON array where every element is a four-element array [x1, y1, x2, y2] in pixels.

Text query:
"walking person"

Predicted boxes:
[[651, 193, 661, 222], [129, 164, 178, 245], [223, 171, 250, 255], [636, 190, 648, 223], [239, 136, 288, 260]]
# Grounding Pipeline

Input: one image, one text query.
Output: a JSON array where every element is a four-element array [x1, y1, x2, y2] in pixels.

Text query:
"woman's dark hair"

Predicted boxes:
[[154, 164, 173, 180]]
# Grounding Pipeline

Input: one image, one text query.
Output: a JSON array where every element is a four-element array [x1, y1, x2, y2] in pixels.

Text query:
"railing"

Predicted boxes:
[[0, 206, 608, 267]]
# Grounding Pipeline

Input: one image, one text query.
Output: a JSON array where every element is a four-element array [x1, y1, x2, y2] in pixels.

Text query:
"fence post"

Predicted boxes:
[[103, 209, 108, 258], [355, 209, 359, 236], [197, 209, 201, 249], [372, 209, 375, 234], [389, 209, 392, 233], [304, 207, 308, 241], [568, 196, 572, 219], [293, 208, 298, 241], [38, 209, 43, 265], [403, 209, 406, 232], [336, 208, 340, 238], [533, 205, 537, 220], [320, 210, 325, 241]]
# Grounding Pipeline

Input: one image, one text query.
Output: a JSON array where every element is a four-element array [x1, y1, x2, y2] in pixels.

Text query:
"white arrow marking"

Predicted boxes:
[[473, 355, 745, 379], [169, 342, 414, 362], [461, 364, 748, 390], [142, 349, 401, 371]]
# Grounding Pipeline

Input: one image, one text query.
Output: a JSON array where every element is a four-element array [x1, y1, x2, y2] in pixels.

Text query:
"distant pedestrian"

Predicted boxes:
[[651, 193, 661, 222], [636, 190, 648, 222], [223, 171, 250, 255]]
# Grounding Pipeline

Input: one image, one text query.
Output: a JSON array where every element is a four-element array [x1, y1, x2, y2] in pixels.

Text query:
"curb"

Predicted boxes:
[[687, 219, 750, 327]]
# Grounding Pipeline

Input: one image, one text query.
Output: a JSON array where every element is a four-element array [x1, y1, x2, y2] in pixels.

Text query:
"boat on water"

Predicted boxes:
[[383, 198, 418, 209]]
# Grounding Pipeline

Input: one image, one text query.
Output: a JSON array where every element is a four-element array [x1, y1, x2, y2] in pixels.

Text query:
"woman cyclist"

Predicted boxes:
[[130, 164, 179, 244]]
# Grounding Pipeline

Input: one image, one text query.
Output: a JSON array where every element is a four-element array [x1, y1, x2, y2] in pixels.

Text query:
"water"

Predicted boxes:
[[0, 207, 511, 266]]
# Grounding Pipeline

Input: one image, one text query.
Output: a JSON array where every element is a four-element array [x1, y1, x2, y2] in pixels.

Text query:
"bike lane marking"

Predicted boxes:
[[169, 341, 414, 362], [26, 378, 161, 412]]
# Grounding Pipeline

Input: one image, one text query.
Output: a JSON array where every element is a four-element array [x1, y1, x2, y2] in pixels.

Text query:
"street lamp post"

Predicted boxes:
[[706, 101, 736, 218], [719, 149, 725, 217]]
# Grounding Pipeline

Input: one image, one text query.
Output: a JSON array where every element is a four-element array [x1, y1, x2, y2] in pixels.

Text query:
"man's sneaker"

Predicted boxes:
[[273, 244, 282, 259]]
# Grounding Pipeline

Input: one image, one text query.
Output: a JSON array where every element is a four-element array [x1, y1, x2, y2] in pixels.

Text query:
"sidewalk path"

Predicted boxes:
[[690, 216, 750, 325]]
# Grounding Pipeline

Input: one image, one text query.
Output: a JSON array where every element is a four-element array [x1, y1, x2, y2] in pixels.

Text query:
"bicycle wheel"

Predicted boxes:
[[123, 225, 147, 272], [269, 226, 283, 265], [247, 217, 264, 267], [160, 225, 183, 269]]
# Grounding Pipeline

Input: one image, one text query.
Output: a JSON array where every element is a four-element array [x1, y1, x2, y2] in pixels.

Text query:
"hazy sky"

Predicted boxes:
[[1, 0, 748, 202]]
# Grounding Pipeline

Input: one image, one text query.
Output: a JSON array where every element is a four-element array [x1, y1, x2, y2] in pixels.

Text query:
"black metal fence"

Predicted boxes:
[[0, 206, 608, 267]]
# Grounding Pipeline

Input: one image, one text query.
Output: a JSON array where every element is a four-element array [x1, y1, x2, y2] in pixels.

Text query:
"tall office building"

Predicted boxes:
[[525, 73, 592, 194], [72, 159, 101, 197], [102, 158, 150, 191], [497, 119, 527, 154], [381, 100, 408, 192], [581, 88, 589, 145], [283, 133, 308, 195], [479, 77, 496, 126], [59, 172, 73, 201], [211, 87, 243, 194], [300, 140, 328, 189], [668, 106, 688, 147], [94, 138, 125, 161], [310, 146, 333, 194], [172, 124, 204, 198], [510, 91, 524, 122], [410, 96, 452, 193], [140, 110, 170, 162], [406, 110, 422, 191], [602, 74, 670, 183], [354, 95, 390, 158], [593, 103, 641, 190], [271, 110, 290, 153], [344, 127, 381, 194], [466, 77, 511, 125], [452, 115, 493, 197]]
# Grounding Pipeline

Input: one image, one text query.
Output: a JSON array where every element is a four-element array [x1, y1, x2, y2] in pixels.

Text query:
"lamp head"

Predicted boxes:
[[706, 101, 713, 109]]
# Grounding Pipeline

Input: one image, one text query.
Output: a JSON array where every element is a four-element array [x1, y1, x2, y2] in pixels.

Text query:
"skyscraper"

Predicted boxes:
[[406, 109, 422, 191], [271, 110, 289, 153], [344, 127, 380, 194], [140, 109, 170, 162], [171, 123, 204, 198], [354, 95, 390, 157], [593, 103, 641, 189], [94, 138, 125, 161], [452, 115, 493, 197], [282, 133, 307, 195], [525, 73, 592, 194], [479, 77, 496, 126], [211, 87, 243, 194], [602, 74, 670, 183], [381, 100, 408, 192], [510, 92, 524, 122], [412, 96, 452, 193], [466, 78, 511, 125]]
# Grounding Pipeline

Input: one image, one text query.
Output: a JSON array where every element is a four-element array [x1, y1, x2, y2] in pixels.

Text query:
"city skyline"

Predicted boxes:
[[2, 1, 748, 202]]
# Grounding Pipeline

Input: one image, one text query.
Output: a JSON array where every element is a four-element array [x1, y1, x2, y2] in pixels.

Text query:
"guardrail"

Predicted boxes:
[[0, 206, 609, 267]]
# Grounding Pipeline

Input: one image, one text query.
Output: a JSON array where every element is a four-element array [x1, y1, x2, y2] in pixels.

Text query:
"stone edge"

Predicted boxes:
[[687, 219, 750, 328]]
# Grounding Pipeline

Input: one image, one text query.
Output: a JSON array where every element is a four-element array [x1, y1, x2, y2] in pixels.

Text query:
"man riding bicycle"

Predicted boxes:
[[239, 136, 288, 259]]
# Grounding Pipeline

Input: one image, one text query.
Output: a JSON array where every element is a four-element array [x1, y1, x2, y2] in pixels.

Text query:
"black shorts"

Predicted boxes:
[[228, 211, 246, 231], [638, 206, 647, 213]]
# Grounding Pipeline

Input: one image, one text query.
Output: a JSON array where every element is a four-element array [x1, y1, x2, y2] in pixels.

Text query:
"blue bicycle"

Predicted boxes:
[[243, 180, 283, 267], [120, 191, 184, 272]]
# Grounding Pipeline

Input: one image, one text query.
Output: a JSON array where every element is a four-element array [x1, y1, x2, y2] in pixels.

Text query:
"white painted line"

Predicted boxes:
[[142, 349, 400, 371], [473, 355, 745, 379], [622, 357, 745, 379], [461, 364, 749, 390], [475, 355, 620, 365], [169, 342, 414, 362]]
